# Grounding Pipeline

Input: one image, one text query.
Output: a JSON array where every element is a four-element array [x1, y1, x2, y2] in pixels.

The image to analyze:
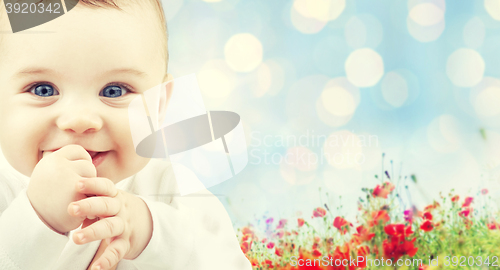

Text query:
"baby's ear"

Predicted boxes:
[[158, 73, 174, 127]]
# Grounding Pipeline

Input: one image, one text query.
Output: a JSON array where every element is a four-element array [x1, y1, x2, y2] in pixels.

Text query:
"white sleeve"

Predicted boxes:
[[0, 188, 69, 270], [127, 192, 252, 270]]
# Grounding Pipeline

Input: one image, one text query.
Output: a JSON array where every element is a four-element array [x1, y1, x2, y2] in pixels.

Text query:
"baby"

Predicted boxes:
[[0, 1, 251, 270]]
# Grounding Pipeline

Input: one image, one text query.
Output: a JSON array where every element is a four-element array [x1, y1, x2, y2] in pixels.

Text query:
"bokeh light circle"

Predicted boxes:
[[371, 69, 420, 110], [446, 48, 485, 88], [470, 77, 500, 118], [407, 1, 445, 42], [316, 77, 360, 127], [321, 87, 356, 116], [224, 33, 263, 73], [407, 0, 446, 12], [345, 48, 384, 87], [293, 0, 346, 22], [407, 15, 445, 42], [290, 4, 328, 34], [409, 3, 444, 26], [198, 59, 236, 100], [475, 87, 500, 117], [485, 0, 500, 20]]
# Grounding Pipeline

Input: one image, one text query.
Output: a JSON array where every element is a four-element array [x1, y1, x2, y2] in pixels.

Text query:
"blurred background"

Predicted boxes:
[[162, 0, 500, 227]]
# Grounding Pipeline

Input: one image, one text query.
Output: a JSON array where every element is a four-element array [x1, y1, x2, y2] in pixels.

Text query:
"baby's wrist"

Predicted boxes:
[[31, 205, 66, 235], [128, 196, 153, 259]]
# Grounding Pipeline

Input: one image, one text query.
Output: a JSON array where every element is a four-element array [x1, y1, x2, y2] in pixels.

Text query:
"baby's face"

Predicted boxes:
[[0, 4, 168, 182]]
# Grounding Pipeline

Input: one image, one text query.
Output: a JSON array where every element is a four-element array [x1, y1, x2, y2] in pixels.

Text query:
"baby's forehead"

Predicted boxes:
[[0, 0, 168, 68]]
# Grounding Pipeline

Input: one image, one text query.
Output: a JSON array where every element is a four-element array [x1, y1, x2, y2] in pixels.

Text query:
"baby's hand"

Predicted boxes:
[[27, 144, 96, 233], [68, 178, 153, 270]]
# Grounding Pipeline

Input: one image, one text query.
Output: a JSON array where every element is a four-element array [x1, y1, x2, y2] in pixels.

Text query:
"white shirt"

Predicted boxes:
[[0, 155, 252, 270]]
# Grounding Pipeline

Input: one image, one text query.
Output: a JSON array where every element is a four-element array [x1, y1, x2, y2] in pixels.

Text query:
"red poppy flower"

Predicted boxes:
[[451, 195, 459, 203], [420, 220, 434, 232], [357, 246, 370, 268], [266, 242, 275, 249], [424, 201, 440, 211], [463, 197, 474, 207], [240, 241, 252, 253], [383, 237, 418, 261], [250, 258, 259, 267], [422, 212, 433, 220], [312, 249, 322, 257], [265, 259, 273, 268], [353, 225, 375, 242], [459, 208, 471, 217], [312, 207, 327, 218], [384, 223, 414, 238], [298, 218, 305, 227], [373, 181, 395, 198], [333, 216, 351, 235], [369, 210, 390, 227], [241, 234, 250, 242], [487, 222, 499, 230], [275, 247, 283, 257]]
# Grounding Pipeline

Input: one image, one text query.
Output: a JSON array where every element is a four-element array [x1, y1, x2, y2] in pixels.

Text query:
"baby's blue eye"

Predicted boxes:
[[100, 85, 127, 98], [32, 84, 58, 97]]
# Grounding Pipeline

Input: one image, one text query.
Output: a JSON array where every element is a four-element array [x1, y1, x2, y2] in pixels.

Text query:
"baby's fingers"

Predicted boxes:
[[73, 216, 125, 244], [69, 195, 120, 219], [92, 237, 129, 270], [76, 177, 118, 197]]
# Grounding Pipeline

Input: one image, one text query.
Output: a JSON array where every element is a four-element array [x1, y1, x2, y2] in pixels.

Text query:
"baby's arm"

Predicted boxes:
[[0, 188, 68, 270], [127, 190, 252, 270], [0, 145, 100, 270]]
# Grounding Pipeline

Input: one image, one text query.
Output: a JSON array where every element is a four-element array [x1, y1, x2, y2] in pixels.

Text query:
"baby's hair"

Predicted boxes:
[[0, 0, 169, 72]]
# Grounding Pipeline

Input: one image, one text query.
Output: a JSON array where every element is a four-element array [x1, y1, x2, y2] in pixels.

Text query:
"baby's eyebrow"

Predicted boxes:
[[13, 67, 148, 79], [105, 68, 148, 78], [14, 67, 61, 78]]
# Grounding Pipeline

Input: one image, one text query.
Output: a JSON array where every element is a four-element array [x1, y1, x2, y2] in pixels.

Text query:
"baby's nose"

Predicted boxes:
[[56, 107, 103, 134]]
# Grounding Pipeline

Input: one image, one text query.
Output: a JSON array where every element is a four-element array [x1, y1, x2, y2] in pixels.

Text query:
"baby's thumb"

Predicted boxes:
[[42, 150, 54, 158]]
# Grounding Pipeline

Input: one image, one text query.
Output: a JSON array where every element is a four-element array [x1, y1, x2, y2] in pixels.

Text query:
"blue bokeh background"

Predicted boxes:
[[163, 0, 500, 226]]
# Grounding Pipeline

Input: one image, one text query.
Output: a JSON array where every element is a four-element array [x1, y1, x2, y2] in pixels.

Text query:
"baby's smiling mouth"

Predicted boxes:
[[86, 151, 100, 159]]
